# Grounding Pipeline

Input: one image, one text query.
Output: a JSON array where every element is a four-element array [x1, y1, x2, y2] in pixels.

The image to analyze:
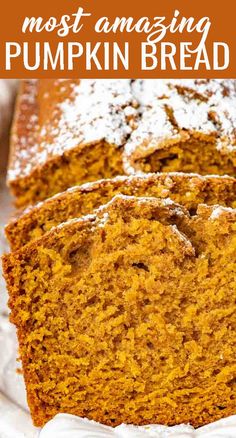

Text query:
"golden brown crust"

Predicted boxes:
[[5, 172, 236, 251], [123, 79, 236, 176], [8, 80, 38, 176], [8, 79, 236, 207], [7, 79, 136, 207], [2, 196, 236, 428]]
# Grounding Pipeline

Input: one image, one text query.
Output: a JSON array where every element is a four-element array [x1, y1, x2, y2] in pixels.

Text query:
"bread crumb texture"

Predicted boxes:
[[8, 79, 236, 207], [5, 173, 236, 251], [3, 196, 236, 428]]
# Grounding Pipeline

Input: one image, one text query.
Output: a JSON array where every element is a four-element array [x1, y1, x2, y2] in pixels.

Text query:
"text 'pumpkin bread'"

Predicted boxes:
[[2, 195, 236, 428], [5, 172, 236, 251], [8, 79, 236, 207]]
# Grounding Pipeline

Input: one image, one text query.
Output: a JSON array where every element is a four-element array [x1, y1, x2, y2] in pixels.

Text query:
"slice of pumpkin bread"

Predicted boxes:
[[5, 173, 236, 251], [2, 196, 236, 428]]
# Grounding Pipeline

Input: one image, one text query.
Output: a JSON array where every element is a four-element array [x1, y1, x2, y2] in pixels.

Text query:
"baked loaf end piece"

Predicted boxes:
[[5, 173, 236, 251], [8, 79, 137, 207], [9, 79, 236, 208], [123, 79, 236, 176], [2, 196, 236, 427]]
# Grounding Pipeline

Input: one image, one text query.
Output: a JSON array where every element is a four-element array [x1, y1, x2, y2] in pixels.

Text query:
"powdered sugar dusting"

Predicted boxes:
[[8, 80, 39, 182], [209, 205, 236, 220], [8, 80, 138, 181], [41, 80, 138, 155], [8, 79, 236, 182], [124, 79, 236, 173], [94, 194, 190, 226], [6, 172, 236, 234], [171, 224, 195, 256]]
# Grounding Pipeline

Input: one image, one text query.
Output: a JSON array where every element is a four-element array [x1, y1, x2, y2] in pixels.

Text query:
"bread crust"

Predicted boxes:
[[8, 80, 236, 207], [2, 196, 236, 428], [5, 172, 236, 251]]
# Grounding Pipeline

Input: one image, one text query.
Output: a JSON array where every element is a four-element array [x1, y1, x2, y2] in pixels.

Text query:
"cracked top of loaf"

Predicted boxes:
[[123, 79, 236, 174], [8, 79, 138, 182], [8, 79, 236, 183]]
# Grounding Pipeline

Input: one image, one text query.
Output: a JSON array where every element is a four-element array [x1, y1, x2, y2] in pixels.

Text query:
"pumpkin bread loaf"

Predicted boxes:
[[8, 79, 236, 207], [123, 79, 236, 176], [8, 79, 137, 207], [2, 195, 236, 428], [5, 172, 236, 251]]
